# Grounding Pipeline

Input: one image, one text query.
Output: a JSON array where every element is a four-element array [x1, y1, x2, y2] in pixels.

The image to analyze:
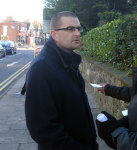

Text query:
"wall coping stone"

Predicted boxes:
[[82, 55, 132, 86]]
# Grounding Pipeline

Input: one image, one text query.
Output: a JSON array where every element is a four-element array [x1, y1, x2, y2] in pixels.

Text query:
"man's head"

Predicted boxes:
[[34, 47, 42, 58], [50, 11, 83, 53]]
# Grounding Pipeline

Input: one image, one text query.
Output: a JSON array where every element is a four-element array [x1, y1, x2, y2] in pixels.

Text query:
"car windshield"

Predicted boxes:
[[4, 42, 11, 46]]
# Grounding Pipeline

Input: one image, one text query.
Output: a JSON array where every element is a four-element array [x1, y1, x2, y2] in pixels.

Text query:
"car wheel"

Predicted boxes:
[[11, 50, 13, 55], [3, 52, 6, 57]]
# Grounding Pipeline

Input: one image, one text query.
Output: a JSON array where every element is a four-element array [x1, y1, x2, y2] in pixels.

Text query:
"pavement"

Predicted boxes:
[[0, 73, 113, 150], [17, 44, 43, 50]]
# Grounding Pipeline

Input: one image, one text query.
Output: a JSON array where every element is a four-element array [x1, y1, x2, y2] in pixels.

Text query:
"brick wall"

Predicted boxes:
[[0, 22, 27, 42]]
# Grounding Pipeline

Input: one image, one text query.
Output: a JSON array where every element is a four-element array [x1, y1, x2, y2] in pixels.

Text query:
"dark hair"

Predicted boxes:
[[50, 11, 78, 30]]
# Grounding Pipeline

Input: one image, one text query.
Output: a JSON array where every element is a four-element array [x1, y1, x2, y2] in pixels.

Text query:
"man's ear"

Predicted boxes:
[[50, 30, 57, 40]]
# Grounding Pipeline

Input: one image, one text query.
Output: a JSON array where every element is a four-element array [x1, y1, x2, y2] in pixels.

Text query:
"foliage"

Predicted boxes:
[[4, 16, 15, 22], [132, 4, 137, 13], [43, 0, 99, 29], [79, 14, 137, 71], [43, 0, 137, 29], [98, 11, 122, 26], [107, 0, 132, 14]]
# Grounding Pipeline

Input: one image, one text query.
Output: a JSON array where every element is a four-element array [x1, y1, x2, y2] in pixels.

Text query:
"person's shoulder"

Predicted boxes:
[[31, 57, 46, 70], [26, 59, 47, 80]]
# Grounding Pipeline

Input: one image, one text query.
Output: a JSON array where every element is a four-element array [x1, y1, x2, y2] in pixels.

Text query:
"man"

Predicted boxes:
[[25, 11, 98, 150], [96, 67, 137, 149], [34, 47, 42, 58]]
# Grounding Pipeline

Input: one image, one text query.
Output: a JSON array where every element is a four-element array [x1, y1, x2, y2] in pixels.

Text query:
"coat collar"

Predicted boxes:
[[46, 37, 82, 70]]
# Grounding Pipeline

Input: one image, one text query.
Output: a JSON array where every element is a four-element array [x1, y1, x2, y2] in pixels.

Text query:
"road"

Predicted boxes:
[[0, 48, 34, 94]]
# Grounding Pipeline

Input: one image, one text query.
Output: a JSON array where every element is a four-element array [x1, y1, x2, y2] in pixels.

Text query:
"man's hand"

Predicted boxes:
[[97, 83, 107, 94], [96, 111, 122, 134], [96, 111, 122, 149]]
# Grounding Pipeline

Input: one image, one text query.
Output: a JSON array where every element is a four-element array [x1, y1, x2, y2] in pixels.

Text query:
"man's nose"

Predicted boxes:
[[74, 29, 80, 36]]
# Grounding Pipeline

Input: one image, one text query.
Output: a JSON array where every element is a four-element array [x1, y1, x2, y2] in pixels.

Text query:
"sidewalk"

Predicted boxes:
[[17, 44, 44, 50], [0, 74, 112, 150]]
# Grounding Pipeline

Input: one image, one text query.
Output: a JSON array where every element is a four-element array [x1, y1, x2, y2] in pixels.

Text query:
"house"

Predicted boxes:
[[0, 21, 28, 44]]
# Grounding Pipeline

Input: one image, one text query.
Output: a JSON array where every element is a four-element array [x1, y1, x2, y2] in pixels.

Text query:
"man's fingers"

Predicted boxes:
[[98, 87, 105, 94]]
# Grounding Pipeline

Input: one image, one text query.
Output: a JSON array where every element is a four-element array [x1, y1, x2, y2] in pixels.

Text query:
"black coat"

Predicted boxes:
[[104, 67, 137, 150], [25, 37, 98, 150]]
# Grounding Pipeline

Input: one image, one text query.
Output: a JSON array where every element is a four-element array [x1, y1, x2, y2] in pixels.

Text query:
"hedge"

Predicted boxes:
[[79, 14, 137, 72]]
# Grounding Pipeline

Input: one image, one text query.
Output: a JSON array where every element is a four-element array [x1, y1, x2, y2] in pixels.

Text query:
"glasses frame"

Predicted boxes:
[[54, 26, 83, 32]]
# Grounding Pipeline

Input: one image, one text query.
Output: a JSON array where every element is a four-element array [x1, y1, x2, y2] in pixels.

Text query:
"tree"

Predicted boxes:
[[4, 16, 15, 22], [107, 0, 132, 14], [43, 0, 136, 30], [43, 0, 109, 30]]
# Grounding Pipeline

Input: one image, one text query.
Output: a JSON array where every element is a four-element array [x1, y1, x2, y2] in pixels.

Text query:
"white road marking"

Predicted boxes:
[[7, 61, 18, 67], [0, 61, 31, 92], [0, 58, 5, 61]]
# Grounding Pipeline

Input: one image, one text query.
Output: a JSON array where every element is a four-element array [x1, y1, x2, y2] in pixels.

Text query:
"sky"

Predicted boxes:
[[0, 0, 44, 23]]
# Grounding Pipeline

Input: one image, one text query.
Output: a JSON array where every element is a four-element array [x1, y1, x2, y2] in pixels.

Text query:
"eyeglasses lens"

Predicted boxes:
[[67, 26, 83, 32], [55, 26, 83, 32]]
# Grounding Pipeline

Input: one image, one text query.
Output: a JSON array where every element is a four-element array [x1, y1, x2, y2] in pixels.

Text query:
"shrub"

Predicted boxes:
[[79, 14, 137, 71], [98, 11, 122, 26]]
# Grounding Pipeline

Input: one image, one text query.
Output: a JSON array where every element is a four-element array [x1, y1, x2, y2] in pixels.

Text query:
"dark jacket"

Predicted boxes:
[[104, 67, 137, 150], [25, 37, 98, 150], [21, 82, 26, 95]]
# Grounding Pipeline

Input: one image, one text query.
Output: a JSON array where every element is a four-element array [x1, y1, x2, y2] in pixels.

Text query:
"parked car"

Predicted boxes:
[[0, 44, 6, 58], [0, 41, 16, 55]]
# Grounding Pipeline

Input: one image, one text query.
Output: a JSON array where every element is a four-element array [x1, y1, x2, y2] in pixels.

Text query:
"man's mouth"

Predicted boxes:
[[73, 39, 80, 42]]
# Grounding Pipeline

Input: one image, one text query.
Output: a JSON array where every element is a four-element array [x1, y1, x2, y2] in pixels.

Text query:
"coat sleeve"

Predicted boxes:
[[25, 64, 86, 150], [104, 84, 132, 102], [118, 116, 129, 128], [112, 127, 137, 150]]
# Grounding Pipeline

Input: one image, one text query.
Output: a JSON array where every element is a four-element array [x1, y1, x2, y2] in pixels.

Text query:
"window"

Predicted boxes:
[[11, 26, 14, 29], [3, 26, 7, 36]]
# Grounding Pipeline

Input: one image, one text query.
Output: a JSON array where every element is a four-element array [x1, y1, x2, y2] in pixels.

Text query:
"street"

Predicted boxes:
[[0, 48, 34, 95]]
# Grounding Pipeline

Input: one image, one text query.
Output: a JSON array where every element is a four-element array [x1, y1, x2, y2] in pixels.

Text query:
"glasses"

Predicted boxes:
[[55, 26, 83, 32]]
